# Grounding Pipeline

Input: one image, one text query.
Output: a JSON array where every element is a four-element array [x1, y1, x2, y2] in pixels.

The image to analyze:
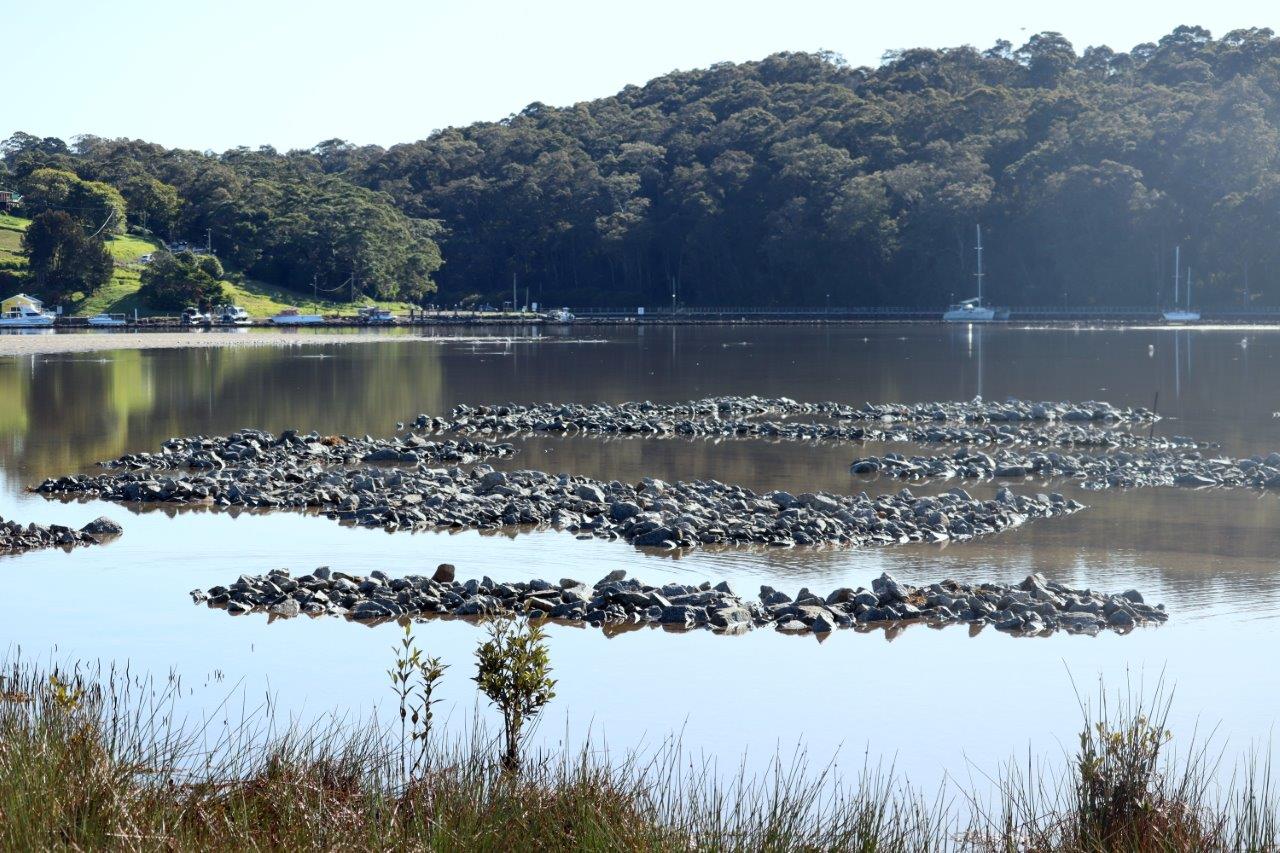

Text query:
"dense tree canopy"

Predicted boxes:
[[17, 168, 126, 236], [138, 250, 226, 311], [6, 25, 1280, 308], [20, 211, 114, 303]]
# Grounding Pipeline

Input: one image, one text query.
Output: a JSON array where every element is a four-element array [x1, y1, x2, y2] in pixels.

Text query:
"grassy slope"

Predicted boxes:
[[0, 215, 415, 318], [0, 214, 25, 268]]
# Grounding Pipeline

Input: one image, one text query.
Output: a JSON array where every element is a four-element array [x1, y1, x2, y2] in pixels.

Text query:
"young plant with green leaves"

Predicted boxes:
[[387, 620, 446, 781], [474, 617, 557, 771]]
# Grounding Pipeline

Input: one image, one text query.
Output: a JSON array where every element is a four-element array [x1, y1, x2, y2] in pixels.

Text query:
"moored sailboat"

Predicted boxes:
[[1163, 246, 1201, 323], [943, 225, 1008, 323]]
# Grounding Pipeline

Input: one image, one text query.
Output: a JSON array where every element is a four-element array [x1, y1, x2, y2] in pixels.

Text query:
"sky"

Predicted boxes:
[[3, 0, 1275, 152]]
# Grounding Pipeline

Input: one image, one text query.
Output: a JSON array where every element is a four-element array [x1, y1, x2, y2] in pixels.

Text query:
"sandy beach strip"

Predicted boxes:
[[0, 330, 409, 357]]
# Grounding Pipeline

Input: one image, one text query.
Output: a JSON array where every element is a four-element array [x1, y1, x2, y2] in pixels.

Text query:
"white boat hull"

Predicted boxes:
[[0, 315, 55, 328], [270, 315, 324, 325], [1163, 310, 1201, 323], [943, 307, 999, 323]]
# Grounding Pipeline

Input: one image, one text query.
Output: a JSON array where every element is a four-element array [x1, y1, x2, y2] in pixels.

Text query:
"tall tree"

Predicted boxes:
[[20, 211, 114, 303], [137, 250, 226, 311]]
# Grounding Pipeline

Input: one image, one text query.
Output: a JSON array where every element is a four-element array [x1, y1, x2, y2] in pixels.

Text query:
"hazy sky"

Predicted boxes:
[[3, 0, 1274, 152]]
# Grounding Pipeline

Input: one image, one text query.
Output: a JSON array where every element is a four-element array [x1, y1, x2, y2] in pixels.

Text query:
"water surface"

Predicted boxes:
[[2, 324, 1277, 788]]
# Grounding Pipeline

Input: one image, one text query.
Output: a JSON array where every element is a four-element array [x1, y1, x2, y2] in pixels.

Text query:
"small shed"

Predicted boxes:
[[1, 293, 44, 315]]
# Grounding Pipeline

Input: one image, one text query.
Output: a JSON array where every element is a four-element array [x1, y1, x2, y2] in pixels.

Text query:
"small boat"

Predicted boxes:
[[269, 307, 324, 326], [215, 304, 251, 326], [357, 306, 396, 325], [943, 297, 999, 323], [87, 313, 128, 328], [944, 226, 1007, 323], [180, 306, 210, 327], [0, 293, 57, 328], [543, 307, 576, 325], [1162, 247, 1201, 323]]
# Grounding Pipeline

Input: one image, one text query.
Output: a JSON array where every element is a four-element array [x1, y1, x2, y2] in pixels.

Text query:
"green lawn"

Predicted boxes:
[[0, 214, 26, 265], [104, 232, 158, 263], [0, 214, 418, 318], [75, 273, 416, 319], [0, 213, 28, 233]]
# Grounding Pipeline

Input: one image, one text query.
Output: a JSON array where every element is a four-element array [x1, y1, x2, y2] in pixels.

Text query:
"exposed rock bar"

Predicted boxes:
[[414, 397, 1196, 450], [828, 399, 1159, 424], [851, 448, 1280, 491], [35, 420, 1084, 551], [192, 567, 1166, 637], [0, 515, 122, 555], [98, 428, 514, 471]]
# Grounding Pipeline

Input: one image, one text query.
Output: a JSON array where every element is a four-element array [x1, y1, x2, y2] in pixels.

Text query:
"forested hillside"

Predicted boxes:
[[4, 25, 1280, 308]]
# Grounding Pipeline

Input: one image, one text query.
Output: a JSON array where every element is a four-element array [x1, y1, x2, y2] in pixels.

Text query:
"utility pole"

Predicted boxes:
[[206, 228, 212, 255], [512, 272, 518, 314], [313, 273, 318, 303], [351, 266, 357, 303]]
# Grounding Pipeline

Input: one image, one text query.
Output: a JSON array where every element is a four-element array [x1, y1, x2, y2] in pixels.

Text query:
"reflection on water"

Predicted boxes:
[[4, 325, 1280, 598], [0, 342, 445, 478], [2, 324, 1280, 792]]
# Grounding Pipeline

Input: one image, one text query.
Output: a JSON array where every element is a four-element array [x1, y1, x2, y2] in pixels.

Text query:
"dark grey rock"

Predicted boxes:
[[872, 572, 910, 603], [196, 567, 1165, 638], [80, 516, 124, 537]]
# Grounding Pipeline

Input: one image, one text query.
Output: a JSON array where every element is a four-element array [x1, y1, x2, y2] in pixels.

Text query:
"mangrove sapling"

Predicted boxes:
[[387, 620, 447, 780], [474, 617, 557, 771]]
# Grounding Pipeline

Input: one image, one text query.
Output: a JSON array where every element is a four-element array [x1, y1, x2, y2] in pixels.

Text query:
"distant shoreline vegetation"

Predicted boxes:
[[3, 25, 1279, 311]]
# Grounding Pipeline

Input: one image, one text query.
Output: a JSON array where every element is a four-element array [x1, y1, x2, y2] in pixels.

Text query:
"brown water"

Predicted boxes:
[[1, 324, 1278, 787]]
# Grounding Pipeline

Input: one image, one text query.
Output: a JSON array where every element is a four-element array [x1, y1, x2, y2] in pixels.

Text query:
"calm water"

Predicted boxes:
[[2, 324, 1278, 788]]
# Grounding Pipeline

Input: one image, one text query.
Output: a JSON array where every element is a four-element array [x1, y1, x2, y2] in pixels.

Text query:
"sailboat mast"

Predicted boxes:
[[1187, 267, 1192, 308], [1173, 245, 1180, 305], [975, 224, 984, 304]]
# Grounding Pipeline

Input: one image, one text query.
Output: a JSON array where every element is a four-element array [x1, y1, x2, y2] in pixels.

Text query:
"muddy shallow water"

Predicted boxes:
[[1, 323, 1278, 789]]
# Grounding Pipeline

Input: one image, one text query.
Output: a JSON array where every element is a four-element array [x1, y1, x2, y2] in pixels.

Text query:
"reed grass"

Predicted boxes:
[[0, 656, 1274, 851]]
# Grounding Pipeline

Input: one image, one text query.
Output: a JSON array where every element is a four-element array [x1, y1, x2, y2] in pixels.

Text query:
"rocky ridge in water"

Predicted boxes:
[[413, 396, 1198, 450], [850, 447, 1280, 492], [99, 428, 515, 471], [35, 446, 1083, 549], [191, 566, 1165, 637], [0, 515, 122, 555]]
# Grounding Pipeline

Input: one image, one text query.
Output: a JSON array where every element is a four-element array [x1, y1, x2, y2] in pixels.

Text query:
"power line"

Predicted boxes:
[[86, 208, 116, 240]]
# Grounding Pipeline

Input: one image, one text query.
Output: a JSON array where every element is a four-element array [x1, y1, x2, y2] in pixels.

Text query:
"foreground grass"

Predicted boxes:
[[0, 659, 1276, 851]]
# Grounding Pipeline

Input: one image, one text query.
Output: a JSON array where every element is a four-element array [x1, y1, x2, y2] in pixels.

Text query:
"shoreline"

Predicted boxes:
[[0, 329, 413, 357], [4, 317, 1280, 358]]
